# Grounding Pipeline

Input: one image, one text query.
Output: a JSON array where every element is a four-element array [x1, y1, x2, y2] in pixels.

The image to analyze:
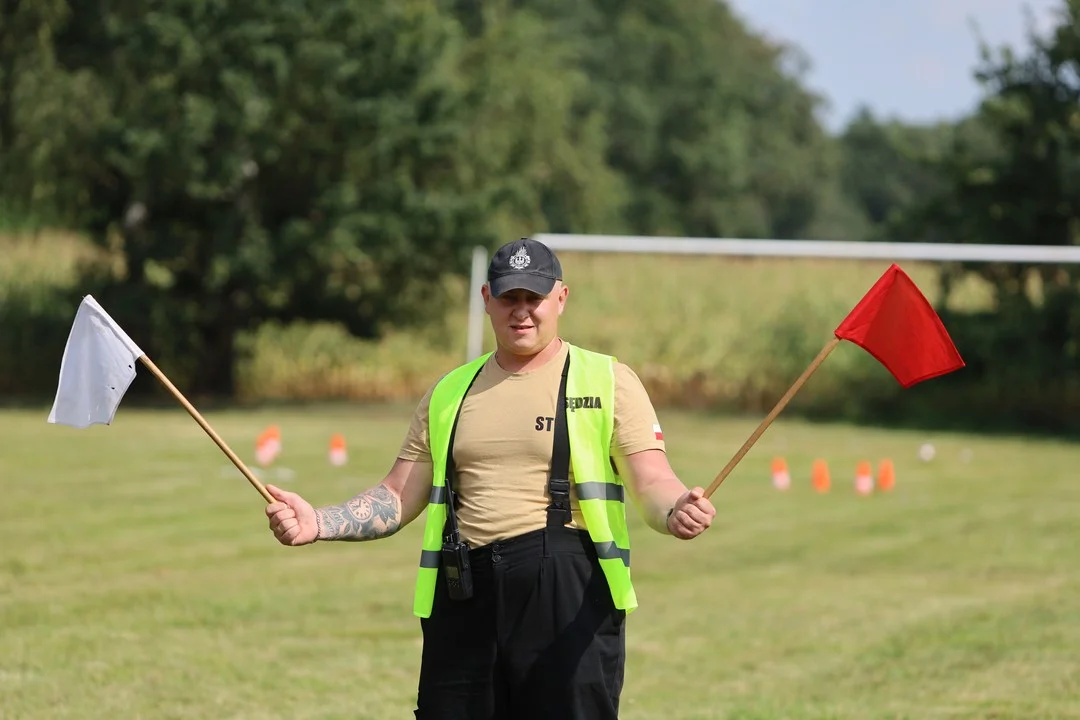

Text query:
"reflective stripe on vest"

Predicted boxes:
[[412, 343, 638, 618], [564, 344, 638, 614], [412, 352, 490, 619]]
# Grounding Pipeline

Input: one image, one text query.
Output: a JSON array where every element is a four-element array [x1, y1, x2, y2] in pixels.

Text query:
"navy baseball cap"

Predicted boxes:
[[486, 237, 563, 297]]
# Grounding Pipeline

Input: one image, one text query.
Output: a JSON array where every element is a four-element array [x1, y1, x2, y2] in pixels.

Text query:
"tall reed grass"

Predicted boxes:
[[2, 232, 992, 417], [237, 251, 992, 414]]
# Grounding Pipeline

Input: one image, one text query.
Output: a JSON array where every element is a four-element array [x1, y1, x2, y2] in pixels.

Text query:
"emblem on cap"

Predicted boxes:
[[508, 245, 531, 270]]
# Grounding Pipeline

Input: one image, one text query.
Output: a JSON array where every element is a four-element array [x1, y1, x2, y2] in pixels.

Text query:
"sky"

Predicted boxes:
[[726, 0, 1063, 131]]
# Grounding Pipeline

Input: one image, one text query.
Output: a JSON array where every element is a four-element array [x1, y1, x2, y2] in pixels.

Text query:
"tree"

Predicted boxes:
[[836, 107, 955, 241], [0, 0, 97, 224], [28, 0, 580, 395], [497, 0, 837, 239], [902, 0, 1080, 429], [446, 1, 628, 238]]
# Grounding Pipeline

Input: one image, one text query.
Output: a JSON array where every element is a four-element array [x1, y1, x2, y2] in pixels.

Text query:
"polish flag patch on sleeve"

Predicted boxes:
[[653, 423, 664, 441]]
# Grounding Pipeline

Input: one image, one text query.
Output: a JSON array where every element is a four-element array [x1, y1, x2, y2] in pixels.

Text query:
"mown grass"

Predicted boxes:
[[1, 405, 1077, 719]]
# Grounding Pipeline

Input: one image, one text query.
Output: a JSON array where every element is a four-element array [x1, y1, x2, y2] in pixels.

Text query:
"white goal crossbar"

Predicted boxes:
[[465, 233, 1080, 360]]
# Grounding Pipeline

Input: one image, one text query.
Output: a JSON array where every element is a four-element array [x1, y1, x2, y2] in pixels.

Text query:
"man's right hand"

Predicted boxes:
[[265, 484, 319, 546]]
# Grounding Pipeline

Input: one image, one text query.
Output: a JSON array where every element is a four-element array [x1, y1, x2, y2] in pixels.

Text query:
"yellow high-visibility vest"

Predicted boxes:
[[413, 343, 638, 618]]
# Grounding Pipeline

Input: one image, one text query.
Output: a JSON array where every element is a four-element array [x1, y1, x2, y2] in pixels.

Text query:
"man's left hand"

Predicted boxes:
[[667, 487, 716, 539]]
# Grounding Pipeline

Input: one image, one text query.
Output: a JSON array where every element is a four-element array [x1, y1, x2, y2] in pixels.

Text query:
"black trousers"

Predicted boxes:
[[414, 525, 626, 720]]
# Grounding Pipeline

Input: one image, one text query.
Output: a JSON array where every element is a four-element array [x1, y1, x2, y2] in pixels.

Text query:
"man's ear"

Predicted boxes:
[[557, 283, 569, 315]]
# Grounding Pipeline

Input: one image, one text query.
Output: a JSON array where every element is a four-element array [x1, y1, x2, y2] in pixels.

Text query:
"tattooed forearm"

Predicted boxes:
[[315, 485, 402, 541]]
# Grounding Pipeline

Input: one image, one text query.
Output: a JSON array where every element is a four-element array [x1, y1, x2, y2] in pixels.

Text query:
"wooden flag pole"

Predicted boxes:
[[704, 337, 842, 499], [138, 355, 275, 505]]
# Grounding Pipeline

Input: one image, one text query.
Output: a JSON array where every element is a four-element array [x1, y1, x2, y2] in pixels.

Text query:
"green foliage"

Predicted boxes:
[[6, 0, 674, 396], [9, 230, 1080, 434], [450, 3, 629, 237], [8, 0, 1080, 436], [0, 0, 88, 223], [894, 0, 1080, 431], [515, 0, 835, 238], [0, 0, 856, 398], [836, 107, 956, 240], [45, 0, 493, 395]]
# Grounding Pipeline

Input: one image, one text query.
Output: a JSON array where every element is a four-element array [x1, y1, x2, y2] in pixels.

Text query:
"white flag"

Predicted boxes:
[[47, 295, 144, 428]]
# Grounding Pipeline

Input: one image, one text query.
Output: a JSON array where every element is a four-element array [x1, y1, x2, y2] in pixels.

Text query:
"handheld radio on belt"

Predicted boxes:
[[441, 353, 573, 601], [441, 370, 478, 601]]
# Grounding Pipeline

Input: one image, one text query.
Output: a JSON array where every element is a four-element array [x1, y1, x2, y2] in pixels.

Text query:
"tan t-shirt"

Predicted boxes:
[[397, 340, 665, 548]]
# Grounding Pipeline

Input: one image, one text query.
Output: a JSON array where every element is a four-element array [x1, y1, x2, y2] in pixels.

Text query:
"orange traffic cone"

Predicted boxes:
[[877, 459, 895, 492], [771, 457, 791, 491], [329, 433, 348, 467], [256, 425, 281, 467], [854, 460, 874, 495], [811, 459, 830, 493]]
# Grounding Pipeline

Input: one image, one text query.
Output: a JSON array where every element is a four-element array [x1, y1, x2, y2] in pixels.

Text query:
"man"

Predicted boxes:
[[265, 237, 716, 719]]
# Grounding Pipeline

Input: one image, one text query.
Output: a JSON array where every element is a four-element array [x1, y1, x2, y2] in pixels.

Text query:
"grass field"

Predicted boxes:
[[2, 403, 1078, 719]]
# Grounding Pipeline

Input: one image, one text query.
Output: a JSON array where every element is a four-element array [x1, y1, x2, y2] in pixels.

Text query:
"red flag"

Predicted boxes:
[[834, 264, 965, 388]]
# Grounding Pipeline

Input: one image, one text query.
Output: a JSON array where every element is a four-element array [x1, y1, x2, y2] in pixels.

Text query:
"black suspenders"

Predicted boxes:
[[545, 353, 573, 528], [442, 352, 575, 543]]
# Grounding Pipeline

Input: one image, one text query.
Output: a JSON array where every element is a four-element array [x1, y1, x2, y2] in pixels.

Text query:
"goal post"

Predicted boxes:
[[465, 233, 1080, 361]]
